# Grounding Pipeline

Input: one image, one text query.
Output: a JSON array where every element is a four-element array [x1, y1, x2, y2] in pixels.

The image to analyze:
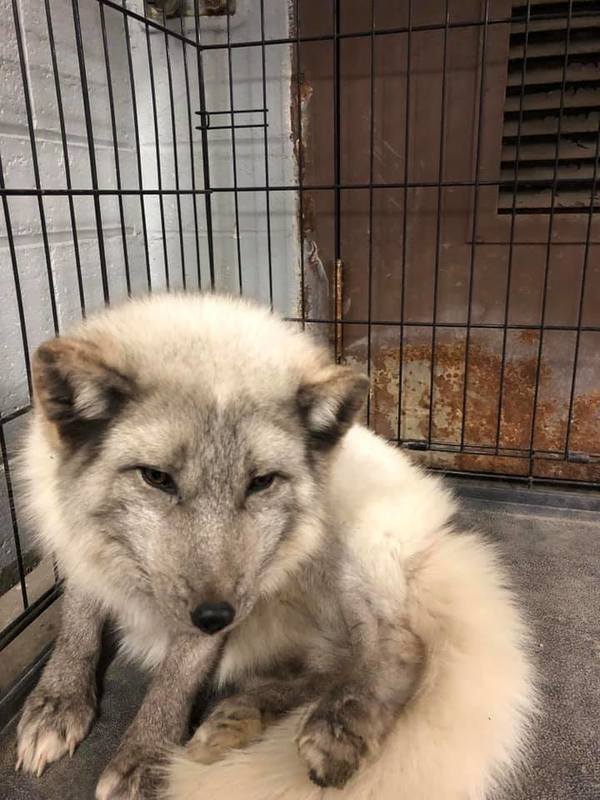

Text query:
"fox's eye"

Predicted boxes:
[[246, 472, 277, 496], [140, 467, 177, 495]]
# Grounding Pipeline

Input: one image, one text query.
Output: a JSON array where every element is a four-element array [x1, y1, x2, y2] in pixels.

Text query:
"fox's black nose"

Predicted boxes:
[[190, 601, 235, 634]]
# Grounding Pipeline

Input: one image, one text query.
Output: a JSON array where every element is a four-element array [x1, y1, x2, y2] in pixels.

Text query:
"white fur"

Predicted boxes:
[[18, 294, 536, 797], [166, 427, 536, 800]]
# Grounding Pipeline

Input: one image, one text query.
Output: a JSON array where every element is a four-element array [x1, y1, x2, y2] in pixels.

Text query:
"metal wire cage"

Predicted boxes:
[[0, 0, 599, 698]]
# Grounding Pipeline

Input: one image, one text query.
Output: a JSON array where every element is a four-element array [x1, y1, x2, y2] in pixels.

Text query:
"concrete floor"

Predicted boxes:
[[1, 490, 599, 799]]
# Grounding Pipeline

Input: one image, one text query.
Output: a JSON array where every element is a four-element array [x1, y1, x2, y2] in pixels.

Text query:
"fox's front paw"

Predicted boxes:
[[95, 741, 164, 800], [16, 685, 96, 776], [296, 700, 366, 789], [185, 698, 263, 765]]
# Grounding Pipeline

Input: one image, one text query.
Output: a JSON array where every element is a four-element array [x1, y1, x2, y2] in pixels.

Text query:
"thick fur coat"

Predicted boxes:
[[16, 294, 535, 800]]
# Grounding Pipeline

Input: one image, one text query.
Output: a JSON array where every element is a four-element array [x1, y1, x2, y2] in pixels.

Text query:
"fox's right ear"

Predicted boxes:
[[32, 337, 134, 445], [297, 365, 369, 450]]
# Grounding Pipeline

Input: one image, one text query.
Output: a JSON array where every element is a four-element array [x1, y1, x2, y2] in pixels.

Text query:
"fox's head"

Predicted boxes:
[[28, 295, 368, 639]]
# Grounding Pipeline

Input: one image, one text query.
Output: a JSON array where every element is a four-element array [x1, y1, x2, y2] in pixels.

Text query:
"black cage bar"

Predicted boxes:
[[1, 0, 599, 666]]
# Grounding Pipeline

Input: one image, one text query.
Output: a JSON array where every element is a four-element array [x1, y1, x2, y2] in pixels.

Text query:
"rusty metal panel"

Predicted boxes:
[[295, 0, 600, 484]]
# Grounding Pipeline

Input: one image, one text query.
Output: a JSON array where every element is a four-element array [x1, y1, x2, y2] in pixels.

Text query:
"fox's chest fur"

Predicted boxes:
[[217, 589, 335, 686]]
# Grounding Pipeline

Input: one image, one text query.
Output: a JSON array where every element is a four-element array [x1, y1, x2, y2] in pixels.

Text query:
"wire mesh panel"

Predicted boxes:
[[0, 0, 301, 673], [0, 0, 599, 677], [292, 0, 600, 485]]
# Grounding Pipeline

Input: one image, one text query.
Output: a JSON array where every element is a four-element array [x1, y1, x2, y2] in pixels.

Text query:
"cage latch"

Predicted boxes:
[[195, 108, 268, 132]]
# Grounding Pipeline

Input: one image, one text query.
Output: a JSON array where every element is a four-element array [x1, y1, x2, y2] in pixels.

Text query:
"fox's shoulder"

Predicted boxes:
[[328, 427, 457, 588]]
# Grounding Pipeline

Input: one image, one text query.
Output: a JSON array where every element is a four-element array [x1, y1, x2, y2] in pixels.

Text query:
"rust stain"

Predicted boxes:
[[533, 458, 600, 483], [569, 391, 600, 454], [371, 345, 400, 439], [290, 74, 313, 194], [414, 450, 529, 478], [343, 331, 599, 481], [369, 340, 545, 447], [290, 70, 330, 326], [498, 350, 538, 450], [516, 329, 539, 345]]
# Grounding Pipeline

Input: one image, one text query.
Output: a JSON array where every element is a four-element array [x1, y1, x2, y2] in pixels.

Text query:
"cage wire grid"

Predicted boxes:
[[0, 0, 599, 662]]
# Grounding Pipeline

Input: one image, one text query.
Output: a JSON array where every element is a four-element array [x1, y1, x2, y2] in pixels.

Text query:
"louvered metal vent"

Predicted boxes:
[[499, 0, 600, 214]]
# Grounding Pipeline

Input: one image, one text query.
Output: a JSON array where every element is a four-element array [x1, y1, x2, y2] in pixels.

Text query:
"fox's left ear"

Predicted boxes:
[[297, 365, 369, 449], [32, 336, 134, 448]]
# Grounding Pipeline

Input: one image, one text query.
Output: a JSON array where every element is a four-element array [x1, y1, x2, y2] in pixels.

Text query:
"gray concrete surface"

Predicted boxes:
[[1, 496, 599, 799]]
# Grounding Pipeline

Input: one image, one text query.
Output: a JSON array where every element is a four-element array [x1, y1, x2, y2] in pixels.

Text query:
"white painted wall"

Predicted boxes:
[[0, 0, 300, 585]]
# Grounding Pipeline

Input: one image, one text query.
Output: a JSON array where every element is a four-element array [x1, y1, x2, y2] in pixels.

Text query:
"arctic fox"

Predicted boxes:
[[15, 293, 535, 800]]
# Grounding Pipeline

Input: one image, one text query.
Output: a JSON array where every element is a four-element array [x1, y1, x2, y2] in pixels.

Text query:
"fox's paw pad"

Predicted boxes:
[[95, 743, 163, 800], [297, 706, 365, 789], [16, 688, 95, 776], [186, 701, 263, 765]]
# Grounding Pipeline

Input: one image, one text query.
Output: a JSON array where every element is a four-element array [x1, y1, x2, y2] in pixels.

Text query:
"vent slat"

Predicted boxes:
[[503, 130, 600, 145], [503, 110, 600, 135], [512, 14, 600, 34], [498, 187, 599, 212], [513, 1, 600, 9], [504, 85, 600, 112], [507, 60, 600, 88], [504, 105, 599, 122], [509, 31, 600, 58], [502, 139, 599, 160], [508, 52, 600, 78], [501, 161, 599, 180], [506, 81, 600, 100]]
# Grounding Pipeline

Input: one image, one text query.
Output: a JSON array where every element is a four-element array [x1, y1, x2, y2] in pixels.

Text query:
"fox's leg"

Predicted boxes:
[[95, 634, 221, 800], [185, 669, 319, 765], [297, 625, 424, 789], [16, 582, 105, 775]]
